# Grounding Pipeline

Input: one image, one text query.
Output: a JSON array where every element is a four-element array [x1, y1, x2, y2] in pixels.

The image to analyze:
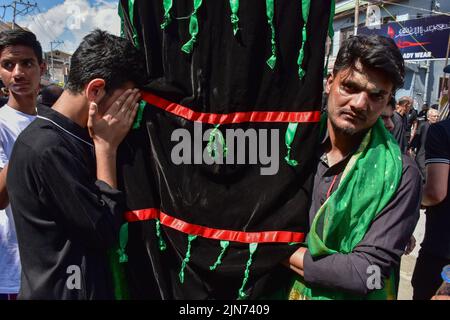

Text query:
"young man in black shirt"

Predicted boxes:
[[7, 30, 145, 299]]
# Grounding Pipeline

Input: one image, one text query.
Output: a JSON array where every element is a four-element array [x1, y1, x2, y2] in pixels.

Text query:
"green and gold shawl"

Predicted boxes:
[[290, 118, 403, 300]]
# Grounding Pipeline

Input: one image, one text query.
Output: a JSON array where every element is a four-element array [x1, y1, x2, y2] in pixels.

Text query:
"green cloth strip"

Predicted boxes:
[[324, 0, 335, 76], [117, 223, 129, 263], [297, 0, 311, 79], [237, 243, 258, 300], [118, 2, 126, 38], [128, 0, 140, 48], [108, 243, 130, 299], [207, 124, 228, 159], [290, 118, 402, 300], [161, 0, 173, 29], [179, 234, 197, 284], [265, 0, 277, 69], [209, 240, 230, 271], [181, 0, 203, 54], [132, 100, 146, 130], [155, 220, 167, 251], [284, 122, 299, 167], [229, 0, 240, 36]]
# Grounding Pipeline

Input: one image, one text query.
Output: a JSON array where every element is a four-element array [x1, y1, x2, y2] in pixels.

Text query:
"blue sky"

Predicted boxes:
[[0, 0, 121, 52]]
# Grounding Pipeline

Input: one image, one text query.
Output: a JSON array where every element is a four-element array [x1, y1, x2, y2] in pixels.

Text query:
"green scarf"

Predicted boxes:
[[290, 118, 402, 300]]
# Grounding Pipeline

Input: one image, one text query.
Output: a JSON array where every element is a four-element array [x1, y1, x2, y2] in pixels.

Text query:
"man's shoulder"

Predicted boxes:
[[0, 105, 11, 124], [0, 105, 33, 127], [400, 154, 421, 185], [432, 118, 450, 131], [426, 120, 450, 144], [14, 120, 66, 157], [392, 112, 403, 123]]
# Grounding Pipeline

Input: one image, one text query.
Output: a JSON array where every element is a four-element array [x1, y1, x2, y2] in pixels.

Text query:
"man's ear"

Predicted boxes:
[[85, 79, 106, 104], [325, 73, 334, 95]]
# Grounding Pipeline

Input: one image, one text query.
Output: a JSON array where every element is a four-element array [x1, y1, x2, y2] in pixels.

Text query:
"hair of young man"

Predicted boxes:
[[398, 96, 412, 107], [0, 29, 43, 64], [65, 29, 147, 94], [38, 84, 63, 107], [333, 35, 404, 92]]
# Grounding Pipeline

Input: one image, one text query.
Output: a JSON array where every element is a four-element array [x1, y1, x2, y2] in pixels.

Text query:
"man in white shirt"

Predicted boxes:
[[0, 29, 45, 299]]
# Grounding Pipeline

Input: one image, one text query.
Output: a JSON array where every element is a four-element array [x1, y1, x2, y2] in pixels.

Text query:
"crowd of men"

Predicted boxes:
[[0, 27, 448, 300]]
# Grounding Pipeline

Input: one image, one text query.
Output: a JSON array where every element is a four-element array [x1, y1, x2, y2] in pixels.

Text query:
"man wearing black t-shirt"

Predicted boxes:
[[412, 68, 450, 300]]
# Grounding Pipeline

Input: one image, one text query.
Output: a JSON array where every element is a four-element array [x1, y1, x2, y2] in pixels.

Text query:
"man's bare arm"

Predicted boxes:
[[422, 163, 449, 207], [0, 165, 9, 209]]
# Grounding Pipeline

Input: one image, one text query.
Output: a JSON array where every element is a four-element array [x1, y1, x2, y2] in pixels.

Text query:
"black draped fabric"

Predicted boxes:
[[118, 0, 332, 299]]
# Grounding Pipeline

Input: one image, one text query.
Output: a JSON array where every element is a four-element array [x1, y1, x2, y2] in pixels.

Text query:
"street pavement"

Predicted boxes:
[[398, 209, 426, 300]]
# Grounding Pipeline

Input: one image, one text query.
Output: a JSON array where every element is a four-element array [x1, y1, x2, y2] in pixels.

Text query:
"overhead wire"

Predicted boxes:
[[380, 1, 450, 17]]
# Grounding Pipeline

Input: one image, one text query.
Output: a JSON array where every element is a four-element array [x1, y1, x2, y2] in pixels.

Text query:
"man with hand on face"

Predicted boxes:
[[285, 35, 421, 300], [0, 29, 45, 300], [6, 29, 146, 300]]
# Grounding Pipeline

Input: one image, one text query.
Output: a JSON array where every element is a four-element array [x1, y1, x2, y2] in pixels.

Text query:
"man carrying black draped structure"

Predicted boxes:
[[117, 0, 334, 299]]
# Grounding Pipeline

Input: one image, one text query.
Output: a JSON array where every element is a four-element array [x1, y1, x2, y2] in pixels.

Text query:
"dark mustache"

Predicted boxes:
[[341, 111, 367, 121]]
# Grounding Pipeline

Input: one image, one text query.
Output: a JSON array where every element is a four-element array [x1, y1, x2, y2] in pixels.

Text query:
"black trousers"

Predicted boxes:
[[412, 250, 450, 300]]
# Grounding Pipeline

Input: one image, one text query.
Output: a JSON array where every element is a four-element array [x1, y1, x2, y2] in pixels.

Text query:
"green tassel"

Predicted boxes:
[[319, 112, 328, 139], [179, 234, 197, 284], [155, 220, 167, 251], [207, 124, 228, 159], [229, 0, 240, 36], [161, 0, 173, 29], [297, 0, 311, 79], [284, 122, 299, 167], [118, 2, 126, 38], [107, 247, 130, 300], [132, 100, 146, 130], [108, 222, 130, 299], [181, 0, 203, 54], [116, 223, 129, 263], [265, 0, 277, 69], [128, 0, 140, 48], [324, 0, 335, 77], [297, 27, 307, 79], [237, 243, 258, 300], [209, 240, 230, 271], [181, 37, 196, 54]]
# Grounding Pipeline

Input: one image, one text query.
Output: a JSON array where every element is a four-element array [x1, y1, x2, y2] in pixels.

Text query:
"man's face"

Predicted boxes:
[[396, 102, 409, 115], [428, 111, 439, 124], [0, 45, 43, 97], [326, 61, 393, 135], [404, 102, 412, 114], [380, 104, 395, 132]]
